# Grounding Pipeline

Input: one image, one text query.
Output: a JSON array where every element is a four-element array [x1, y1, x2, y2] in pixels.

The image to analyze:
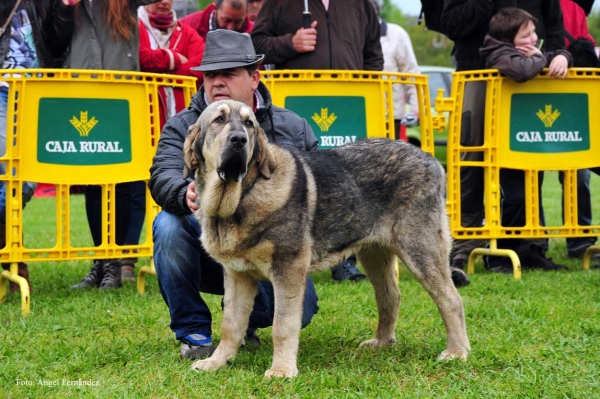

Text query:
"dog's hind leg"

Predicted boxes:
[[356, 245, 400, 348], [397, 227, 471, 361], [191, 269, 257, 372]]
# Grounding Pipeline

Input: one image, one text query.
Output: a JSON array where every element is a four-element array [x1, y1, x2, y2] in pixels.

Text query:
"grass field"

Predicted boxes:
[[1, 172, 599, 398]]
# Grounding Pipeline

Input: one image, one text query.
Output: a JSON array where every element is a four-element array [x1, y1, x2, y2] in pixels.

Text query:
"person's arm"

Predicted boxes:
[[304, 120, 318, 151], [442, 0, 496, 41], [148, 111, 197, 215], [251, 0, 300, 65], [362, 0, 383, 71], [138, 24, 182, 73], [173, 26, 205, 82], [396, 29, 420, 115], [486, 47, 546, 83]]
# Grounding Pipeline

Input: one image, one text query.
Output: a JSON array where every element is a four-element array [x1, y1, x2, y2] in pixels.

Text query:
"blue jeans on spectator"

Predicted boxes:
[[0, 86, 36, 223], [152, 211, 319, 340]]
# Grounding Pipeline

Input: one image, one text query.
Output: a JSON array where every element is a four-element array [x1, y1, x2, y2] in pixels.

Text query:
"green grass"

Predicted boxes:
[[1, 172, 600, 398]]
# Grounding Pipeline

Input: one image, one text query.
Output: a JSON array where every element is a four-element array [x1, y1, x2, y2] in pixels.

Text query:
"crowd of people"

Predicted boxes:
[[1, 0, 598, 359]]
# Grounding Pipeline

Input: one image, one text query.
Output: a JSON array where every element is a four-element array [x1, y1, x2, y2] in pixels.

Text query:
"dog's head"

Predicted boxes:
[[183, 99, 276, 182]]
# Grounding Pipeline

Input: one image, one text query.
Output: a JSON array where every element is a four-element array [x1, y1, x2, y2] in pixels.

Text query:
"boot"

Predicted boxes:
[[2, 262, 32, 294], [120, 257, 137, 283], [99, 259, 122, 289], [71, 260, 104, 289]]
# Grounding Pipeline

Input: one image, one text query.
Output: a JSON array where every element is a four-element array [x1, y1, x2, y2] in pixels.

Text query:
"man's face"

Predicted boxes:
[[204, 67, 260, 107], [247, 0, 264, 22], [215, 0, 247, 32]]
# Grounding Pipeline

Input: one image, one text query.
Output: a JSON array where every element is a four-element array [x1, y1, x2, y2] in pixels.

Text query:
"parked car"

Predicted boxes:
[[405, 66, 454, 166]]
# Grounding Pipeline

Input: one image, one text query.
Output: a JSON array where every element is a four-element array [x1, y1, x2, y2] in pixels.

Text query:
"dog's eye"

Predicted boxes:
[[214, 116, 224, 123], [244, 119, 253, 128]]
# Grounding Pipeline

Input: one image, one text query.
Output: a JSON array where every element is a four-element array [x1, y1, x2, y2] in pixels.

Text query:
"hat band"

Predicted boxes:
[[202, 54, 258, 63]]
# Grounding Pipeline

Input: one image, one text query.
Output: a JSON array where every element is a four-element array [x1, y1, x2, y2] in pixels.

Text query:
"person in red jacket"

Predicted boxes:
[[138, 0, 205, 128], [180, 0, 253, 40], [560, 0, 596, 46]]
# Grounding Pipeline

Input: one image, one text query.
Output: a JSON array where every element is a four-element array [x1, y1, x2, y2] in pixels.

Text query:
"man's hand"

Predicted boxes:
[[516, 44, 542, 58], [178, 53, 188, 64], [291, 21, 318, 53], [61, 0, 81, 5], [547, 54, 569, 78], [186, 181, 199, 212]]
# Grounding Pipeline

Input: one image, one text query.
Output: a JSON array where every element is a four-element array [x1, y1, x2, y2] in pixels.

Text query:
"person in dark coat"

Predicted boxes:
[[148, 30, 320, 361]]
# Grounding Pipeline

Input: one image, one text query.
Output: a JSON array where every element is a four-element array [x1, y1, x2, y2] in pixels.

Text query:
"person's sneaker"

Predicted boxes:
[[121, 265, 136, 283], [180, 334, 215, 360], [99, 260, 122, 289], [71, 260, 104, 289], [521, 246, 568, 271], [450, 267, 470, 288], [331, 257, 367, 282], [244, 328, 261, 347]]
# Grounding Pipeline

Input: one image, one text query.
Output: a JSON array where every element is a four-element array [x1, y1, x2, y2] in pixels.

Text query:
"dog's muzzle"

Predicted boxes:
[[217, 131, 249, 182]]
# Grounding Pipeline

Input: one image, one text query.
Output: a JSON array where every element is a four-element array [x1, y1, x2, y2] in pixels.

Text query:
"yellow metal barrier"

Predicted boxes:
[[263, 69, 440, 153], [442, 69, 600, 278], [0, 69, 196, 315]]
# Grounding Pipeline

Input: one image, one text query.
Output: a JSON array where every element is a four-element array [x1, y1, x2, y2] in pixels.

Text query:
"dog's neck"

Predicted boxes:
[[198, 160, 261, 219]]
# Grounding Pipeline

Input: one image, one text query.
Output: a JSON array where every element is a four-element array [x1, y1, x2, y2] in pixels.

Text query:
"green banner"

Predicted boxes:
[[37, 98, 132, 165], [510, 93, 589, 153], [285, 96, 367, 149]]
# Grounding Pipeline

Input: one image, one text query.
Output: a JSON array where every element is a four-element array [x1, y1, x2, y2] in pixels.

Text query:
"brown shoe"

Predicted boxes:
[[121, 265, 136, 283]]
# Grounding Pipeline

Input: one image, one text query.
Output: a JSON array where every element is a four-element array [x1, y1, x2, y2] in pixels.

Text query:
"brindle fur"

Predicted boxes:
[[183, 100, 470, 378]]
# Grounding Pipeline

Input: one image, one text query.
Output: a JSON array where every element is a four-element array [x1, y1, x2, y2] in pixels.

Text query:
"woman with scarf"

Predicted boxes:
[[138, 0, 205, 128]]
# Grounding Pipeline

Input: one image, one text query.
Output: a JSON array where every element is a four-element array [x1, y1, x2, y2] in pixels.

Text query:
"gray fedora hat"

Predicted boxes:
[[191, 30, 265, 72]]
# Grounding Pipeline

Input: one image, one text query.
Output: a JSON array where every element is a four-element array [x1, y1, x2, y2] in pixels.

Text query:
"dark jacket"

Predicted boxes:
[[0, 0, 74, 68], [149, 82, 319, 215], [479, 35, 573, 82], [251, 0, 383, 70], [442, 0, 566, 71]]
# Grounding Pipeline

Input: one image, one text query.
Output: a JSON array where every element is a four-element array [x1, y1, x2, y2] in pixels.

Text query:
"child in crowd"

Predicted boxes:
[[480, 7, 572, 82]]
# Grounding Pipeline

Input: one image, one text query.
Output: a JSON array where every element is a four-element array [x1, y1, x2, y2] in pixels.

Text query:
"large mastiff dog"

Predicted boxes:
[[183, 100, 470, 377]]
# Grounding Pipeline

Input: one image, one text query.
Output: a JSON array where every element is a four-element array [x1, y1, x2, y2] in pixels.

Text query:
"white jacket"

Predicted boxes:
[[380, 20, 419, 120]]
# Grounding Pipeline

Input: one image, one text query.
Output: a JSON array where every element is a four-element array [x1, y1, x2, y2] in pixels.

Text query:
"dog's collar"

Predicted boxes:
[[241, 166, 259, 200], [241, 178, 257, 200]]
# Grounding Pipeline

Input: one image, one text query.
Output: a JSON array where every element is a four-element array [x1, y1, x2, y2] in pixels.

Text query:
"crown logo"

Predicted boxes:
[[70, 111, 98, 137], [536, 105, 560, 128], [312, 108, 337, 132]]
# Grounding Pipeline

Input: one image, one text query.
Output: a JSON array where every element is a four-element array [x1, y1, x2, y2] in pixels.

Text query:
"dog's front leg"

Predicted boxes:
[[265, 269, 307, 378], [191, 269, 257, 372]]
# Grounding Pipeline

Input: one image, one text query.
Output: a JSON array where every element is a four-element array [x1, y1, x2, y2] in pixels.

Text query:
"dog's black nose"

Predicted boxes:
[[229, 132, 247, 149]]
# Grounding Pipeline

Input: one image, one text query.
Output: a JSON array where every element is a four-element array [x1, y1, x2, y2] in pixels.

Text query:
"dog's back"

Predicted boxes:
[[293, 139, 449, 267]]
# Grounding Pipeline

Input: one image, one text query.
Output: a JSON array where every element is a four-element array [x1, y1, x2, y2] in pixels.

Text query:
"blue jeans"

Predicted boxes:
[[152, 211, 319, 340]]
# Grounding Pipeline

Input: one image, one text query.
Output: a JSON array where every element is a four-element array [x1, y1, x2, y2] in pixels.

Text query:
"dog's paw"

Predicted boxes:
[[191, 357, 226, 372], [264, 365, 299, 378], [438, 348, 469, 361], [358, 337, 397, 348]]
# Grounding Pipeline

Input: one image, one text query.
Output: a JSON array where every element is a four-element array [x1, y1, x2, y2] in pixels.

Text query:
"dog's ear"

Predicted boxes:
[[254, 126, 277, 179], [183, 123, 203, 179]]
